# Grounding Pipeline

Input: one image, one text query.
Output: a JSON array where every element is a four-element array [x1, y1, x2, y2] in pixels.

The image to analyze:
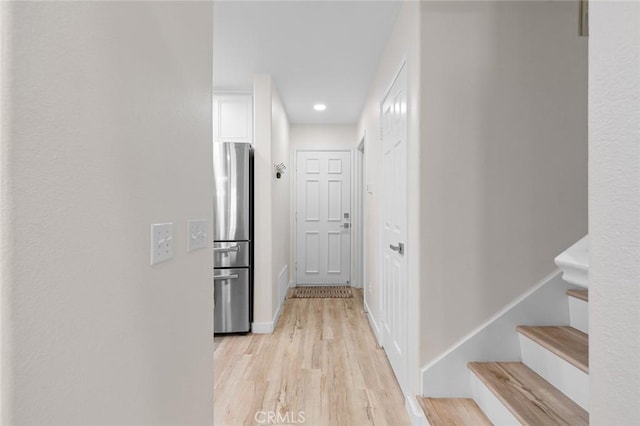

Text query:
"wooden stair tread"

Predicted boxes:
[[517, 326, 589, 373], [468, 362, 588, 426], [417, 397, 492, 426], [567, 289, 588, 301]]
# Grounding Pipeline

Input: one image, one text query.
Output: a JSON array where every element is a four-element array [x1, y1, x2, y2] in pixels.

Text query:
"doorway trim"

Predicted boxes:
[[292, 148, 354, 286], [378, 58, 409, 395], [355, 137, 366, 292]]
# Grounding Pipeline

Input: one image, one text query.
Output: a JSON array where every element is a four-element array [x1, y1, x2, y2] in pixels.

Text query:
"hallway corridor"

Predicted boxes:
[[214, 290, 410, 425]]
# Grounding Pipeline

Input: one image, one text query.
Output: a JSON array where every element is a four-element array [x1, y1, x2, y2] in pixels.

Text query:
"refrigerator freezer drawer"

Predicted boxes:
[[214, 241, 250, 268], [214, 268, 250, 333]]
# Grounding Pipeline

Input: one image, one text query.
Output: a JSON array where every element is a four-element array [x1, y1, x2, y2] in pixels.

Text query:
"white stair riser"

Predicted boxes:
[[519, 335, 589, 411], [568, 297, 588, 334], [469, 371, 520, 425]]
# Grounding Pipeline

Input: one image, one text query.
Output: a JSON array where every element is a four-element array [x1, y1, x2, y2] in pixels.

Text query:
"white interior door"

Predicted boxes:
[[380, 63, 408, 392], [296, 151, 351, 285]]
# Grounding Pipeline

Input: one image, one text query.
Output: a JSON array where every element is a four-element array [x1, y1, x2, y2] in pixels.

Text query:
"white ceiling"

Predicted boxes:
[[213, 1, 401, 124]]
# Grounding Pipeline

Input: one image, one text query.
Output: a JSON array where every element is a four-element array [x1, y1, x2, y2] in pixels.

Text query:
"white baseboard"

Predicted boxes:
[[406, 395, 429, 426], [289, 280, 295, 288], [364, 299, 382, 347], [252, 289, 285, 334], [251, 321, 274, 334], [421, 270, 571, 398]]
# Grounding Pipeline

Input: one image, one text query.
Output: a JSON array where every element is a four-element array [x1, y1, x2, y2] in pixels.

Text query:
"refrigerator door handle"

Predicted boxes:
[[214, 246, 240, 253], [214, 273, 239, 281]]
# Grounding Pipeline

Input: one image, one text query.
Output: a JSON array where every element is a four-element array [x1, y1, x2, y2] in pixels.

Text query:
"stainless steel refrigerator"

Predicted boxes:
[[213, 142, 253, 334]]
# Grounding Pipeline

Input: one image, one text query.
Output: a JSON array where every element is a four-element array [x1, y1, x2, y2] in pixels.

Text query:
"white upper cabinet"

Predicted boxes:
[[213, 94, 253, 143]]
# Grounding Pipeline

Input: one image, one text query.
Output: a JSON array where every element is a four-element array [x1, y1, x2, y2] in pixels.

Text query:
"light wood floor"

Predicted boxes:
[[214, 290, 410, 426]]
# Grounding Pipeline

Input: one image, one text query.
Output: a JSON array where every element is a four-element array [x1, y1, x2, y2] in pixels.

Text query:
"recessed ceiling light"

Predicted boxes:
[[313, 104, 327, 111]]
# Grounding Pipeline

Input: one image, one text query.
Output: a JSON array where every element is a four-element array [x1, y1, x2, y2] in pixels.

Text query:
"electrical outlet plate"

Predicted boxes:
[[150, 223, 174, 265], [188, 219, 208, 252]]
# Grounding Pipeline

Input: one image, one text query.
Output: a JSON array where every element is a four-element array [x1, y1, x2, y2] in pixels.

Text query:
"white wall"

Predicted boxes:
[[252, 74, 290, 329], [0, 2, 214, 424], [290, 124, 356, 151], [289, 124, 357, 286], [357, 0, 422, 401], [589, 1, 640, 424], [419, 0, 588, 366], [253, 75, 274, 325], [271, 88, 291, 311]]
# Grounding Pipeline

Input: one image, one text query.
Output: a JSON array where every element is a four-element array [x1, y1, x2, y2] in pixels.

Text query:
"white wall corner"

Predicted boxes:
[[279, 265, 289, 304], [272, 294, 284, 331], [420, 271, 570, 398]]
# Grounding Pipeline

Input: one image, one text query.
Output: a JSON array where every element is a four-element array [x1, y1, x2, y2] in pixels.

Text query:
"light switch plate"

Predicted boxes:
[[188, 219, 208, 252], [150, 223, 174, 265]]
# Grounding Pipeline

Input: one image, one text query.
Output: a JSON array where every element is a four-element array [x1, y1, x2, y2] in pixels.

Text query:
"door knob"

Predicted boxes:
[[389, 242, 404, 255], [343, 223, 350, 229]]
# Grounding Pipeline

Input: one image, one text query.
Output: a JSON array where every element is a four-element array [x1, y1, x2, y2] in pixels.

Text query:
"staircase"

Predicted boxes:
[[418, 288, 590, 425]]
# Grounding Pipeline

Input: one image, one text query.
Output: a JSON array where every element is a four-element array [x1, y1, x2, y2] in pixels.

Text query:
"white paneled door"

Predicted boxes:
[[296, 151, 351, 285], [381, 63, 408, 393]]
